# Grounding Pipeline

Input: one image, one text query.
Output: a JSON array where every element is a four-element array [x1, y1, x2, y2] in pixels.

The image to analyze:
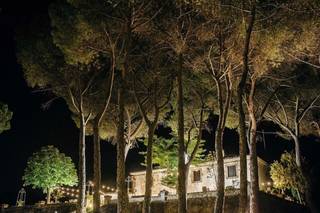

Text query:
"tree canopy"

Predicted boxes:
[[15, 0, 320, 212], [270, 152, 306, 203], [22, 145, 78, 203]]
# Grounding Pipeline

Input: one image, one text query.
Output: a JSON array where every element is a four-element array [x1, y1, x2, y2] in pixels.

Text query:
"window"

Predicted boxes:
[[126, 176, 135, 193], [192, 170, 201, 182], [227, 165, 237, 178]]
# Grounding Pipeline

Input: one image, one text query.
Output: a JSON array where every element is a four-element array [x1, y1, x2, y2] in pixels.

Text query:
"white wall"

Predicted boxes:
[[130, 156, 268, 196]]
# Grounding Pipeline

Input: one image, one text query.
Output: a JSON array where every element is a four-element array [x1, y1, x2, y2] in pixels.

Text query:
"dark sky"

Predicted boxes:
[[0, 0, 319, 207], [0, 0, 121, 204]]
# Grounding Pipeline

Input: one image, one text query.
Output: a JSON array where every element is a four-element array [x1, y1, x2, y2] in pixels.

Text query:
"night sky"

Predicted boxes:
[[0, 0, 319, 207]]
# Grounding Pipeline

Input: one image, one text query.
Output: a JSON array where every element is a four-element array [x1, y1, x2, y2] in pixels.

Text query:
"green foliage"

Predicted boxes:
[[0, 102, 13, 134], [23, 145, 78, 194], [161, 168, 178, 189], [270, 152, 306, 202], [49, 0, 100, 65], [139, 136, 206, 188], [16, 16, 108, 132]]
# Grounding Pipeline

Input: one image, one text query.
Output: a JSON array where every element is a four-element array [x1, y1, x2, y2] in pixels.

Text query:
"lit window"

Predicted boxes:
[[193, 170, 201, 182], [227, 165, 237, 178]]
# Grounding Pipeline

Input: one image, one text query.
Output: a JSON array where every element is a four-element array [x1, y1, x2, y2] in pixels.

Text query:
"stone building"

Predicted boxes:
[[129, 155, 269, 196]]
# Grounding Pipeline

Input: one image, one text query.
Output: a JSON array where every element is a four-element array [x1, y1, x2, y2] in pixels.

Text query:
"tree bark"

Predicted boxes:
[[93, 118, 101, 212], [116, 77, 129, 213], [93, 48, 115, 213], [209, 26, 232, 213], [237, 3, 256, 213], [214, 130, 225, 213], [143, 125, 156, 213], [293, 136, 302, 168], [248, 80, 259, 213], [46, 188, 51, 205], [184, 165, 190, 193], [237, 70, 248, 213], [177, 53, 187, 213], [213, 80, 225, 213], [116, 5, 132, 211], [78, 108, 87, 213]]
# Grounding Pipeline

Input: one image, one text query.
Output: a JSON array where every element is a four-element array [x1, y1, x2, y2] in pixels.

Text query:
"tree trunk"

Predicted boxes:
[[237, 85, 248, 213], [185, 165, 190, 193], [46, 188, 51, 205], [93, 118, 101, 212], [212, 75, 228, 213], [237, 3, 256, 212], [78, 110, 87, 213], [248, 79, 259, 213], [248, 111, 259, 213], [143, 126, 156, 213], [214, 129, 225, 213], [116, 78, 129, 213], [124, 143, 131, 161], [177, 53, 187, 213], [92, 47, 115, 213], [293, 136, 302, 168]]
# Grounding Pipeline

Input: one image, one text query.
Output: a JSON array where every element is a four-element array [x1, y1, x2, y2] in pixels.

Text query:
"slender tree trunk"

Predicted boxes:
[[117, 7, 132, 210], [46, 188, 51, 204], [212, 79, 225, 213], [247, 79, 259, 213], [93, 118, 101, 212], [214, 129, 225, 213], [93, 50, 115, 213], [237, 83, 248, 213], [177, 53, 187, 213], [117, 77, 129, 213], [238, 3, 256, 212], [292, 136, 302, 168], [78, 110, 87, 213], [124, 144, 130, 161], [209, 64, 231, 213], [185, 165, 190, 193], [212, 77, 228, 213], [143, 125, 156, 213]]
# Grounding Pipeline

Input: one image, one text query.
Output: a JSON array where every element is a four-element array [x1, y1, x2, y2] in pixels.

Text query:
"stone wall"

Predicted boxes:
[[1, 192, 307, 213], [102, 192, 308, 213], [1, 203, 76, 213]]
